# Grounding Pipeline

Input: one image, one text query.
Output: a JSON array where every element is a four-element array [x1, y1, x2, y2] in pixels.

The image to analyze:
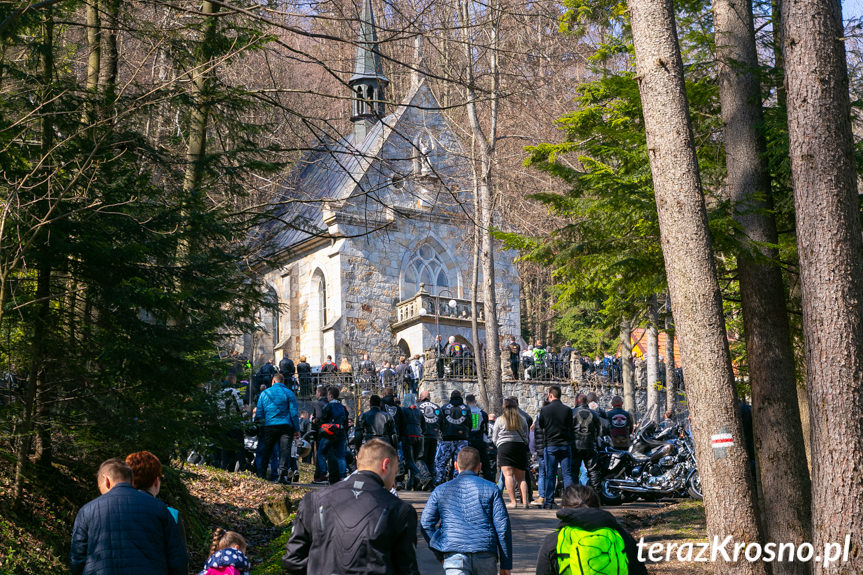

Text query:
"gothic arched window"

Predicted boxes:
[[402, 243, 452, 299], [313, 270, 327, 325]]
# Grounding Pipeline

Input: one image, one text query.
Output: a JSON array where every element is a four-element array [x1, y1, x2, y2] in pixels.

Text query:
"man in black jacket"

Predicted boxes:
[[356, 395, 398, 447], [607, 395, 634, 450], [312, 386, 329, 483], [536, 385, 574, 509], [417, 390, 441, 485], [400, 396, 428, 489], [320, 386, 350, 484], [283, 440, 419, 575], [532, 399, 549, 507], [434, 335, 446, 378], [357, 353, 376, 385], [434, 390, 472, 485], [381, 387, 403, 432], [571, 394, 602, 492], [535, 485, 647, 575], [70, 459, 188, 575], [465, 394, 493, 481], [278, 355, 296, 384]]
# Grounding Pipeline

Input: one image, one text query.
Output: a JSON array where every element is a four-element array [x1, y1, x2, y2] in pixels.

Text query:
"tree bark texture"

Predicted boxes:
[[479, 173, 502, 409], [714, 0, 812, 565], [665, 308, 676, 414], [620, 319, 636, 417], [98, 0, 118, 106], [459, 0, 502, 409], [646, 297, 660, 421], [471, 178, 489, 407], [182, 0, 219, 202], [627, 0, 767, 570], [82, 0, 100, 126], [782, 0, 863, 570]]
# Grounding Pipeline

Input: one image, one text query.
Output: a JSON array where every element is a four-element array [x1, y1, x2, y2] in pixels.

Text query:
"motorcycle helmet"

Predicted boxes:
[[295, 438, 312, 459]]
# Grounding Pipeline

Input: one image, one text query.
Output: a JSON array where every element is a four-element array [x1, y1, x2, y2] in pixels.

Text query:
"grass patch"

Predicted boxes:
[[0, 456, 310, 575], [251, 524, 293, 575]]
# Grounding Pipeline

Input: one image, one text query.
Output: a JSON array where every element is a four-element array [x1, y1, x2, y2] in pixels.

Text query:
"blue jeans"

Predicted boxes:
[[443, 552, 498, 575], [256, 440, 279, 478], [537, 455, 545, 499], [315, 439, 328, 479], [319, 436, 346, 484], [544, 445, 573, 503]]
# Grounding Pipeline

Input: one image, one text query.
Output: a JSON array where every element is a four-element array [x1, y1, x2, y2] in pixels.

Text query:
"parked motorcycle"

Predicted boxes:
[[598, 421, 702, 505], [243, 427, 314, 479]]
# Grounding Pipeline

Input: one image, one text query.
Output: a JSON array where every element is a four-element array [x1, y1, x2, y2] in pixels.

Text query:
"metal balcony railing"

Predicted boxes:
[[395, 289, 485, 326]]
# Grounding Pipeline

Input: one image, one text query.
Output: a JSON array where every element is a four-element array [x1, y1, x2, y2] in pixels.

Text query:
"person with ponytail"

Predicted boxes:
[[198, 528, 250, 575]]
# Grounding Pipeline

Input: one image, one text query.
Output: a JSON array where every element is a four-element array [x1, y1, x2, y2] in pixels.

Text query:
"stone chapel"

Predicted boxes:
[[243, 0, 521, 367]]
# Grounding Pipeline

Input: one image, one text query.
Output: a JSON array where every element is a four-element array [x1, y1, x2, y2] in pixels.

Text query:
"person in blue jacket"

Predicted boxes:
[[255, 372, 300, 484], [70, 458, 188, 575], [421, 446, 512, 575]]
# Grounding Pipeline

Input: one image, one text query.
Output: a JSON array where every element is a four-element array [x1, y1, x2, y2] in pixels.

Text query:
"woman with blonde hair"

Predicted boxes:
[[491, 397, 530, 508]]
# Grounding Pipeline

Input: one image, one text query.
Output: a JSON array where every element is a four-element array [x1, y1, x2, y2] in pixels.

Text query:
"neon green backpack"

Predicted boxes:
[[555, 525, 629, 575]]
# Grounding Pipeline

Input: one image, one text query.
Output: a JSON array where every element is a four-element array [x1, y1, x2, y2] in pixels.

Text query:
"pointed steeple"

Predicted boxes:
[[349, 0, 388, 143]]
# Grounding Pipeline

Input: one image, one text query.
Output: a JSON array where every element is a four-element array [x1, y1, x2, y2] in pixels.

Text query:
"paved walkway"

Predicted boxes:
[[400, 490, 662, 575]]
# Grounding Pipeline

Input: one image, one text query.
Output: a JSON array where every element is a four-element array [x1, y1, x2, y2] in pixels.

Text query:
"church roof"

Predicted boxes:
[[261, 80, 433, 255], [350, 0, 388, 85]]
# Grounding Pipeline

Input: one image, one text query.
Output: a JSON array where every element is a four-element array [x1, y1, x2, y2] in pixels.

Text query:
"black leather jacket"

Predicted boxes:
[[283, 471, 419, 575], [400, 405, 425, 438], [418, 400, 441, 439], [439, 399, 471, 441], [357, 406, 397, 447], [381, 394, 403, 431]]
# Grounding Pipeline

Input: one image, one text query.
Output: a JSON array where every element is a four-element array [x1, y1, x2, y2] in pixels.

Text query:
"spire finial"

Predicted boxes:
[[349, 0, 389, 143], [411, 34, 425, 88]]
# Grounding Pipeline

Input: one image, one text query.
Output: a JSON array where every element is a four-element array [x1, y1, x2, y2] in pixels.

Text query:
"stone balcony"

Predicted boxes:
[[393, 286, 485, 329]]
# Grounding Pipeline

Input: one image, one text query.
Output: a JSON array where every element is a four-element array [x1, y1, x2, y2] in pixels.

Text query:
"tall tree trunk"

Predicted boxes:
[[14, 10, 55, 501], [13, 259, 51, 501], [627, 0, 767, 570], [714, 0, 812, 565], [471, 177, 488, 408], [479, 168, 502, 409], [459, 0, 502, 409], [664, 308, 676, 414], [646, 297, 660, 422], [82, 0, 100, 127], [98, 0, 118, 109], [782, 0, 863, 569], [619, 319, 636, 417], [182, 0, 219, 202]]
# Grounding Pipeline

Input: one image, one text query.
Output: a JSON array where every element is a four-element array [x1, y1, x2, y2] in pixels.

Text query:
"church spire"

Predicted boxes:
[[349, 0, 388, 143]]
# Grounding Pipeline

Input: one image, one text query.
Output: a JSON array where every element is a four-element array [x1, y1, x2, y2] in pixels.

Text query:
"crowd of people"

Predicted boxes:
[[224, 333, 686, 413], [69, 382, 655, 574]]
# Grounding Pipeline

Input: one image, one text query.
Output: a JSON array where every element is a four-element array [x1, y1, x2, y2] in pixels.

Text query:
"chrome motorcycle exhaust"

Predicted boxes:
[[604, 479, 680, 495]]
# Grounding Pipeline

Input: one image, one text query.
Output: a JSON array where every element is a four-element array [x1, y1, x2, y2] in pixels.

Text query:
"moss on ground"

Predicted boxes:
[[251, 524, 293, 575], [0, 457, 310, 575]]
